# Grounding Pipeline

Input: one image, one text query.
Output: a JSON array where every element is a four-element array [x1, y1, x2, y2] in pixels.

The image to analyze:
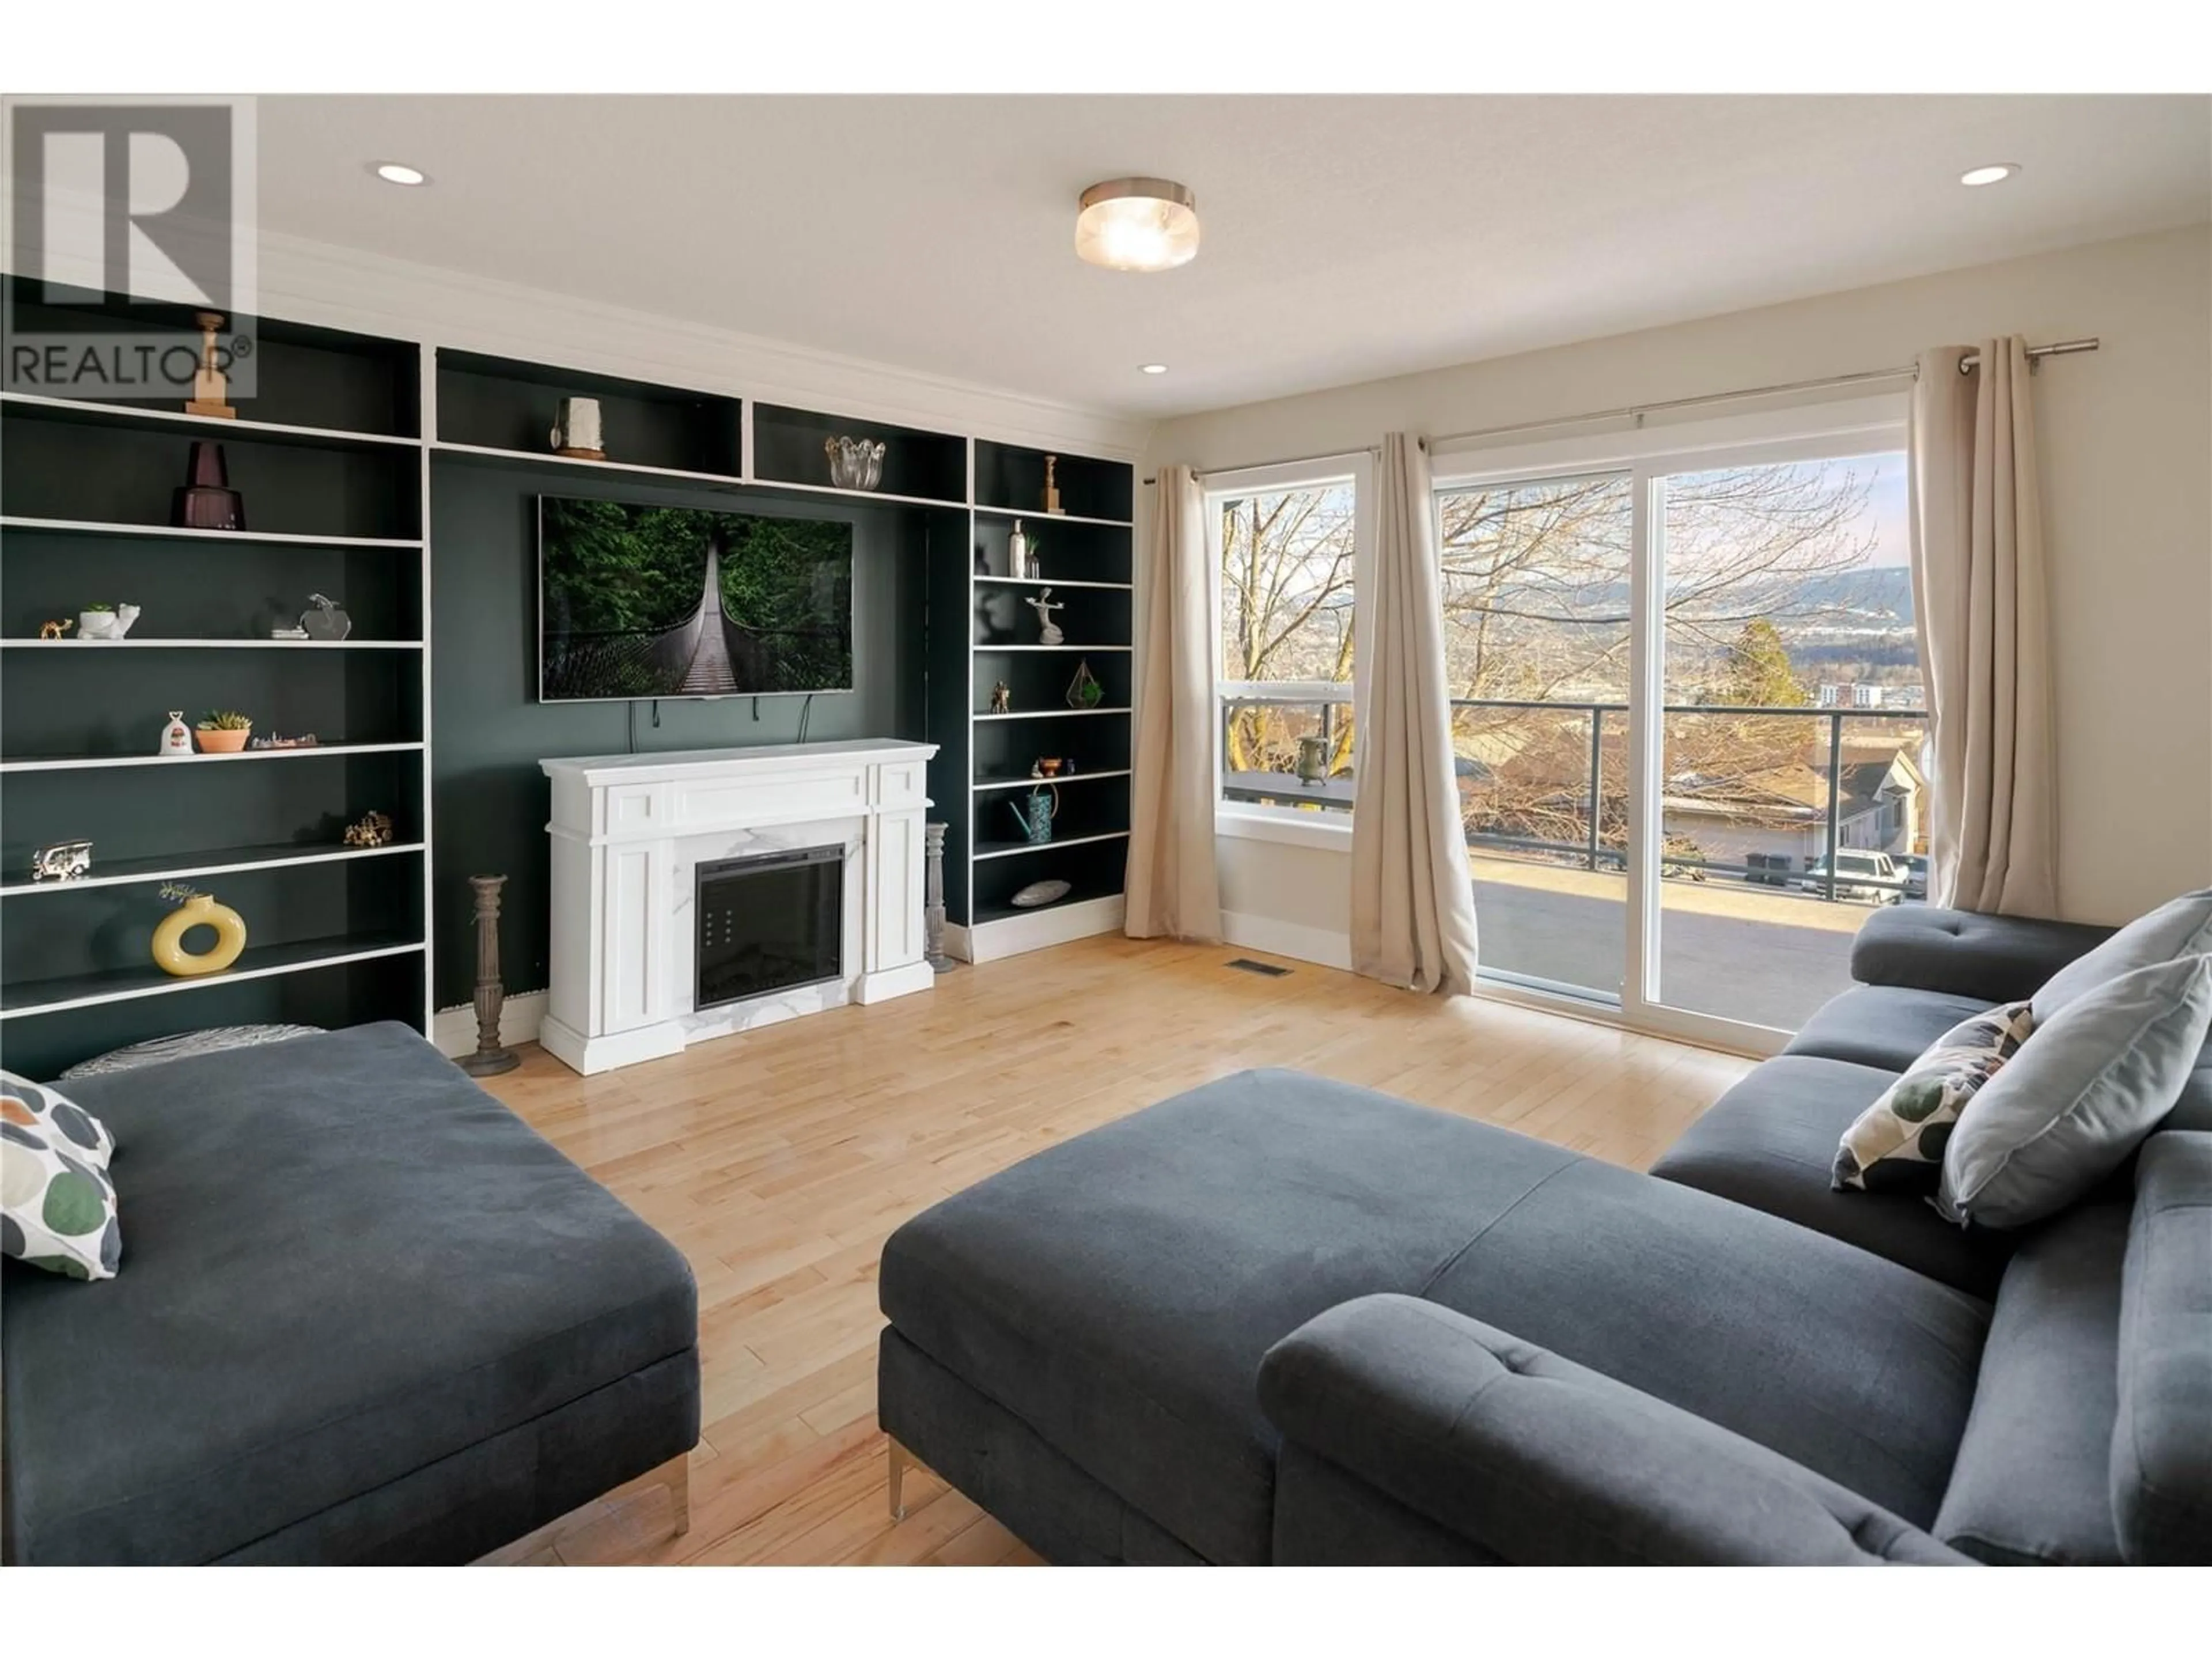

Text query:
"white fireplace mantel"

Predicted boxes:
[[538, 739, 938, 1075]]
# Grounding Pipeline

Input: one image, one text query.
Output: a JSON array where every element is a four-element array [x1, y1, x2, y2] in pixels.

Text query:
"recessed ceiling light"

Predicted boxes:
[[373, 162, 429, 187], [1139, 363, 1169, 375], [1959, 163, 2019, 187], [1075, 178, 1200, 273]]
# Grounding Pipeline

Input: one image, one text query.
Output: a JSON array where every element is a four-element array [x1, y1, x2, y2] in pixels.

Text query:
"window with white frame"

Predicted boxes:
[[1211, 461, 1366, 821]]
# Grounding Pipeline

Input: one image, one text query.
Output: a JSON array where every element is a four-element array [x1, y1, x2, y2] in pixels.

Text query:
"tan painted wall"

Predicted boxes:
[[1145, 226, 2212, 940]]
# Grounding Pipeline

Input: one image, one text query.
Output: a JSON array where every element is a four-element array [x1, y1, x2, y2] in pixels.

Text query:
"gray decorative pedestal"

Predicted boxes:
[[924, 821, 956, 973], [457, 873, 521, 1076]]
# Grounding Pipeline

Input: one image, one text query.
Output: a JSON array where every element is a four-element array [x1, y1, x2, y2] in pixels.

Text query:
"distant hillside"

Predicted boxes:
[[1779, 566, 1915, 623], [1566, 565, 1914, 623]]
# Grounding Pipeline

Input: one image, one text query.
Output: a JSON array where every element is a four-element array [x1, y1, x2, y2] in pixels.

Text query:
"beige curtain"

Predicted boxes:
[[1126, 464, 1224, 942], [1351, 434, 1482, 993], [1908, 338, 2058, 916]]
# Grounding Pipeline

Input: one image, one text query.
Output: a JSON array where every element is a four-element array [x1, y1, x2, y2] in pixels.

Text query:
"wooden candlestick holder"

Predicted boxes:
[[457, 873, 521, 1076]]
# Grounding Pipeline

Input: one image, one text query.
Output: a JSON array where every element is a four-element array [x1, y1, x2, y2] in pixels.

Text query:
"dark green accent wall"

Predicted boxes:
[[427, 460, 933, 1008]]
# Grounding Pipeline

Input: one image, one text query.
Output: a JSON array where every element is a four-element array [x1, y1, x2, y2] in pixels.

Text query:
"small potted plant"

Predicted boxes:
[[195, 710, 254, 753]]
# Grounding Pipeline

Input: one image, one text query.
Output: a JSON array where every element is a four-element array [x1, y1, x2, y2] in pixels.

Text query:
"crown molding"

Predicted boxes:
[[251, 227, 1152, 458]]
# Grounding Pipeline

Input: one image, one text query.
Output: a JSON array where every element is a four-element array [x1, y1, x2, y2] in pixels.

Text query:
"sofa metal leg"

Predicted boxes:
[[658, 1452, 691, 1537], [888, 1436, 908, 1522]]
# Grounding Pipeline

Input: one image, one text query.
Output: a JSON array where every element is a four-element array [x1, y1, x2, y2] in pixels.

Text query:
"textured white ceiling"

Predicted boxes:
[[259, 94, 2211, 418]]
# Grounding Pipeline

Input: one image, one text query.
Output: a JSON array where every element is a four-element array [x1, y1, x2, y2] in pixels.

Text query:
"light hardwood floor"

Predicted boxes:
[[474, 934, 1753, 1566]]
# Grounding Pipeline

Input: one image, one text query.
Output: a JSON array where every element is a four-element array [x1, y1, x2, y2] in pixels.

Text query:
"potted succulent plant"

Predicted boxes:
[[195, 710, 254, 753]]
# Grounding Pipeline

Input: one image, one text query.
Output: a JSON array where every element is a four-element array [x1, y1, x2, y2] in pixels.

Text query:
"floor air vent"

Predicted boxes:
[[1226, 957, 1293, 978]]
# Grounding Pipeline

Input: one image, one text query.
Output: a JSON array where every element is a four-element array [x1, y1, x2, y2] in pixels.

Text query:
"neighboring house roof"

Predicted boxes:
[[1463, 711, 1923, 831]]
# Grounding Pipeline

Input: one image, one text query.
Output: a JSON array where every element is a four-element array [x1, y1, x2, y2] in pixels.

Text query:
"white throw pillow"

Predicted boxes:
[[1832, 1002, 2034, 1193], [2, 1073, 121, 1281], [2, 1071, 114, 1167]]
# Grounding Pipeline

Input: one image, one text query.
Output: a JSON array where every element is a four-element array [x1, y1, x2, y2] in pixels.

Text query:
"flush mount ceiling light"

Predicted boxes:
[[372, 162, 429, 186], [1075, 178, 1200, 273], [1959, 162, 2020, 187], [1139, 363, 1169, 375]]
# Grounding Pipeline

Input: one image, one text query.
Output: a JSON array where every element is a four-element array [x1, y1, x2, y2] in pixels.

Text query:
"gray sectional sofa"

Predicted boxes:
[[2, 1023, 699, 1565], [877, 906, 2212, 1566]]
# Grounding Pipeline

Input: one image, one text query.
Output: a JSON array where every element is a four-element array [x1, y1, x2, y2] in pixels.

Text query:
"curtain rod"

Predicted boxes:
[[1141, 338, 2098, 483], [1425, 337, 2097, 451], [1142, 444, 1383, 486]]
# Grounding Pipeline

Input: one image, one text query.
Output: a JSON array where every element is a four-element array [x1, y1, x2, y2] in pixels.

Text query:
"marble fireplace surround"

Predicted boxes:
[[539, 739, 937, 1075]]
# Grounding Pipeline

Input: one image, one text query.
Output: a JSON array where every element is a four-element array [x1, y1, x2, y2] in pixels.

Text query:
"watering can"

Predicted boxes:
[[1007, 785, 1058, 845]]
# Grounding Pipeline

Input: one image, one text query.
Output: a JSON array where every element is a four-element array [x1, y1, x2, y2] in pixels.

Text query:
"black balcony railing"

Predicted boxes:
[[1220, 691, 1930, 904]]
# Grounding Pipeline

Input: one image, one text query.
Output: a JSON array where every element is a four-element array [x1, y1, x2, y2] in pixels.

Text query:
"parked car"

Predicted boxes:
[[1796, 849, 1904, 903], [1899, 853, 1930, 902]]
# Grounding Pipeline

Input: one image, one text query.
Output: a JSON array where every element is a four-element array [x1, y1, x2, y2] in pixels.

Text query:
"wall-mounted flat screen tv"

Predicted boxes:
[[539, 497, 854, 702]]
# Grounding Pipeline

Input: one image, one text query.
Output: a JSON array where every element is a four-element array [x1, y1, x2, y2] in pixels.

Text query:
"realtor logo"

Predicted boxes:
[[3, 96, 257, 398]]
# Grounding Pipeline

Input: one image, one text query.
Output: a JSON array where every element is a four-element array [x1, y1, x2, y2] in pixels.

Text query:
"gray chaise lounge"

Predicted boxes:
[[877, 907, 2212, 1566], [3, 1022, 699, 1565]]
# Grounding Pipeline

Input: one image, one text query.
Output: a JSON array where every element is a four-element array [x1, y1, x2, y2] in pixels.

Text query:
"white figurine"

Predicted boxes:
[[79, 603, 141, 640], [1025, 588, 1066, 646]]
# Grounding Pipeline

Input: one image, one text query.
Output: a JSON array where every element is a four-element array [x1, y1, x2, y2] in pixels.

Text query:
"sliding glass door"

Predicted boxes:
[[1437, 472, 1633, 1001], [1435, 403, 1916, 1046], [1652, 452, 1919, 1032]]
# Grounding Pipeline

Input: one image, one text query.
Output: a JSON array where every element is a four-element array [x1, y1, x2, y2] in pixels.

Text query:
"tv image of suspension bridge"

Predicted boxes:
[[545, 542, 801, 699]]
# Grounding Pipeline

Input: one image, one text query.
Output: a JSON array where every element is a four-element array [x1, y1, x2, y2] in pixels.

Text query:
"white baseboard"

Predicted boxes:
[[963, 895, 1126, 963], [431, 990, 548, 1059], [1221, 911, 1354, 972]]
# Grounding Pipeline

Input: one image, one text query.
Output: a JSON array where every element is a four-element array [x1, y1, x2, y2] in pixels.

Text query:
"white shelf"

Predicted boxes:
[[2, 840, 425, 896], [948, 892, 1127, 964], [972, 707, 1131, 722], [974, 505, 1133, 529], [970, 888, 1126, 930], [972, 575, 1132, 591], [432, 441, 747, 490], [0, 516, 421, 549], [745, 476, 966, 512], [971, 643, 1132, 653], [1, 937, 425, 1020], [1, 638, 423, 650], [973, 830, 1131, 862], [0, 391, 421, 452], [0, 741, 425, 774], [974, 768, 1132, 792]]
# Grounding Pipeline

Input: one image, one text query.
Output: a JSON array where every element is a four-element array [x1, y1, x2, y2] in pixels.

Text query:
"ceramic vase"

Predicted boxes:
[[151, 892, 247, 977], [173, 441, 245, 531]]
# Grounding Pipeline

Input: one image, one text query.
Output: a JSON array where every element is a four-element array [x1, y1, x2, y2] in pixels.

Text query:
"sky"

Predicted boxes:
[[1855, 452, 1910, 568]]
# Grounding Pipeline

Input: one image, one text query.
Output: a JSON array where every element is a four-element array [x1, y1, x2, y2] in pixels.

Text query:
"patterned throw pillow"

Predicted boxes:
[[2, 1072, 122, 1281], [1832, 1002, 2035, 1193], [2, 1071, 115, 1166]]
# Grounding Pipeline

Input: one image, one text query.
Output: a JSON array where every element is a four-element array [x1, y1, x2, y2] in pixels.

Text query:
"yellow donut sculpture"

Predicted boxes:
[[151, 892, 248, 978]]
